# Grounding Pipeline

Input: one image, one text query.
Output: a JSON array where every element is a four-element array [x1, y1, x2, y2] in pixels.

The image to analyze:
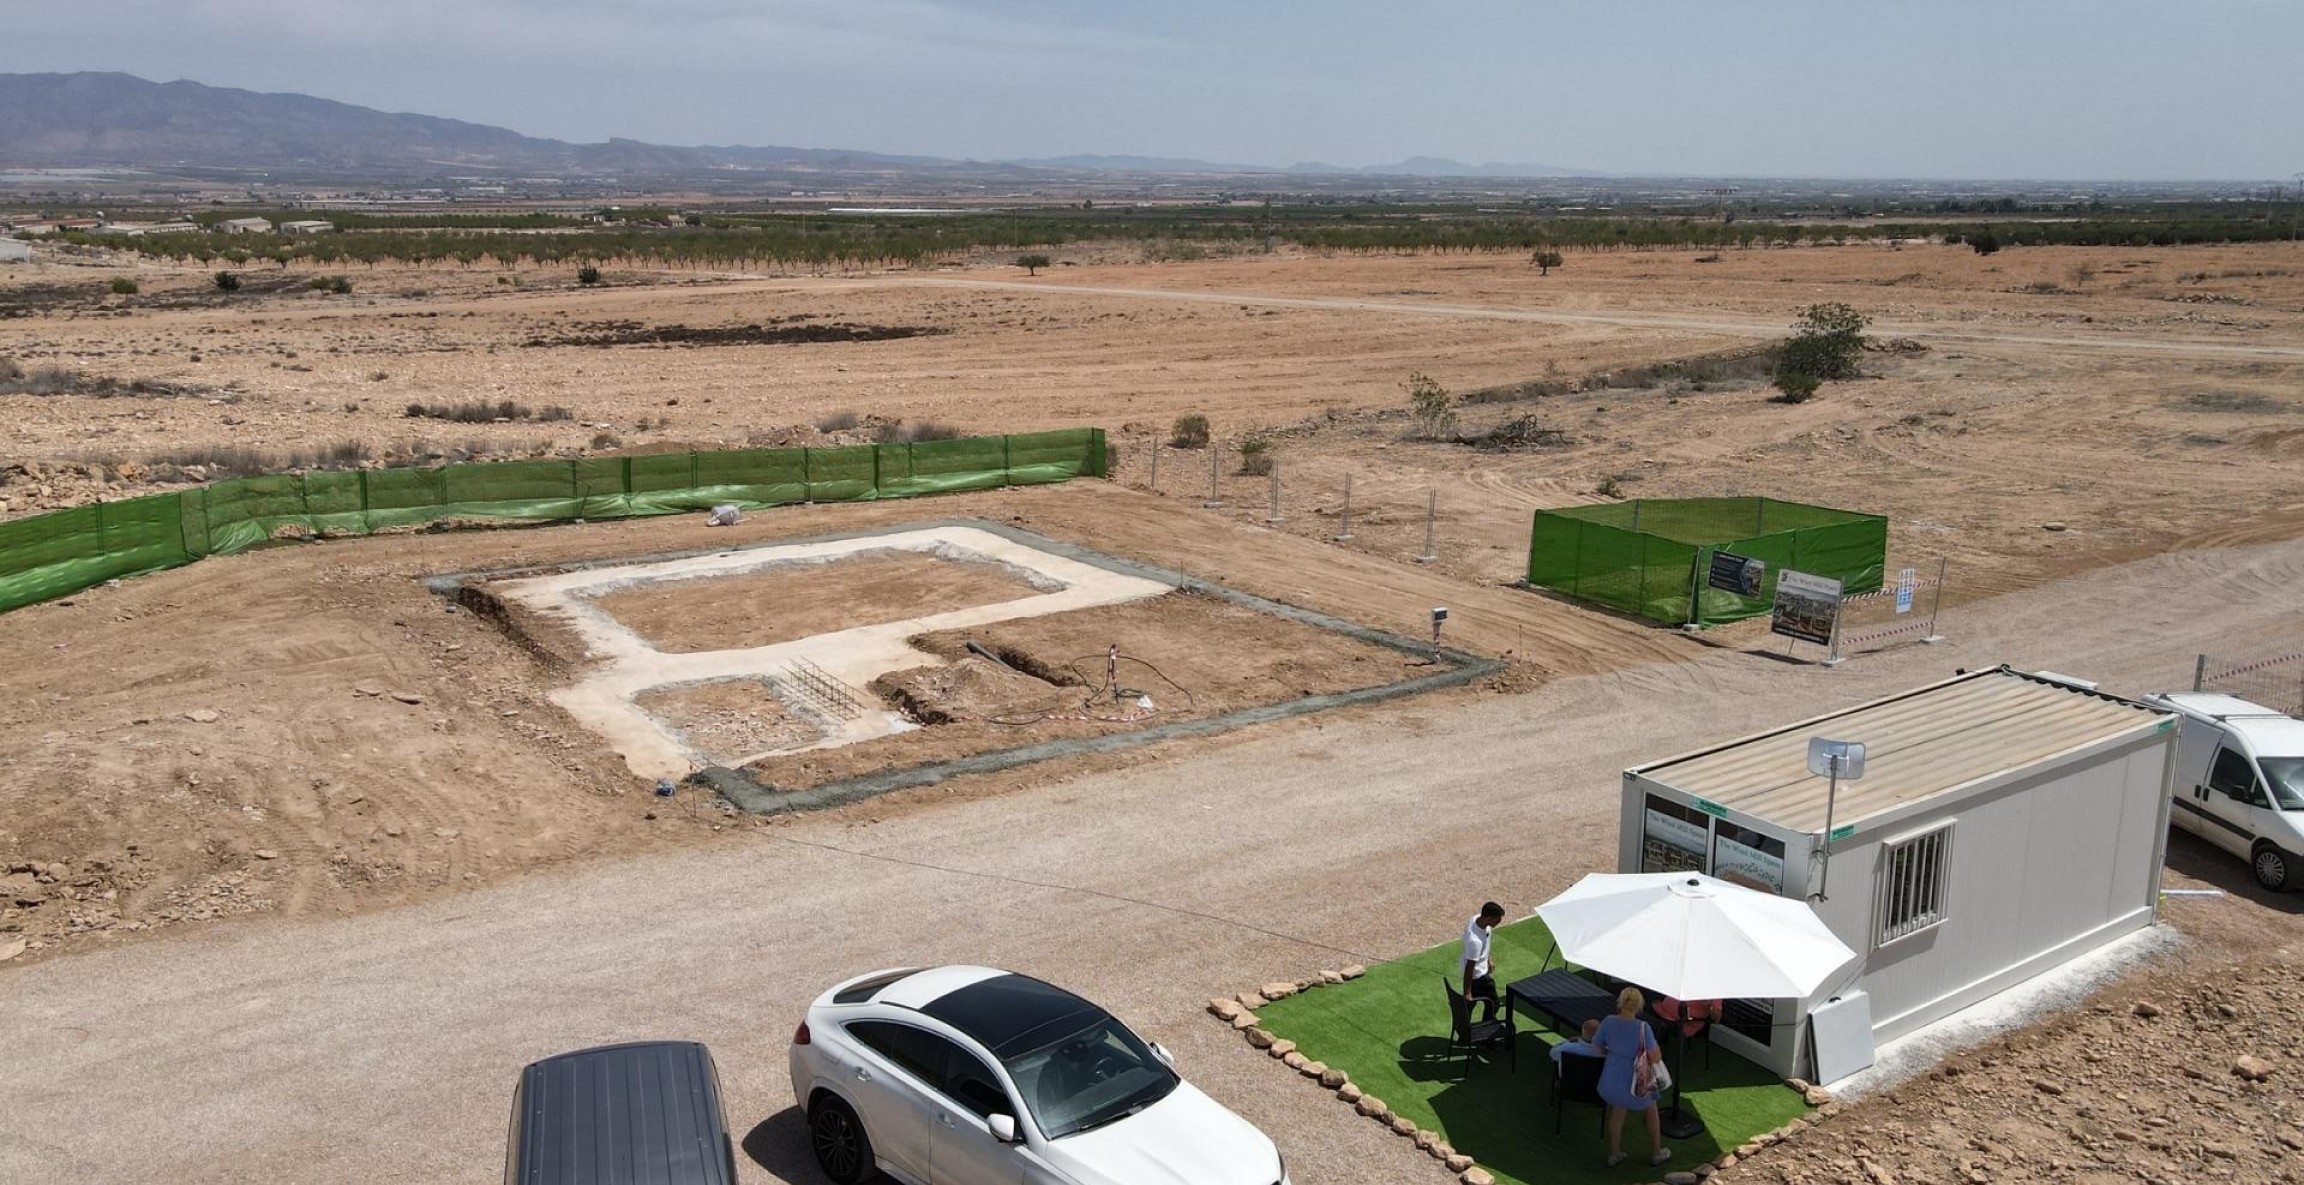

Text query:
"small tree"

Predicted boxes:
[[1780, 303, 1867, 379], [1531, 249, 1564, 276], [1405, 371, 1457, 439], [109, 277, 138, 295], [1170, 413, 1211, 449], [577, 265, 602, 286], [213, 271, 241, 293], [1017, 253, 1052, 276], [1771, 370, 1821, 404], [1969, 230, 2000, 256], [1236, 435, 1273, 476]]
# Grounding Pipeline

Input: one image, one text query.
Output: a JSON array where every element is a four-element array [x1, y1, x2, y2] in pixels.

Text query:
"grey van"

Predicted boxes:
[[506, 1041, 738, 1185]]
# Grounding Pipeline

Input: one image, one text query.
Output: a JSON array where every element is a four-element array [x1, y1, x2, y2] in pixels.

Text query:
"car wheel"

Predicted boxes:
[[2252, 842, 2295, 892], [810, 1096, 875, 1184]]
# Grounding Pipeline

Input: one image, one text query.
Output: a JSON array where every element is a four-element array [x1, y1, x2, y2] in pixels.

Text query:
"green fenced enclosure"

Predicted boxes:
[[1527, 498, 1886, 627], [0, 428, 1107, 616]]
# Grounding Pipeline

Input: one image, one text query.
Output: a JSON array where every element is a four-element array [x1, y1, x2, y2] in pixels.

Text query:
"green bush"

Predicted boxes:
[[1772, 371, 1821, 403], [1531, 249, 1564, 275], [109, 277, 139, 295], [1237, 435, 1273, 476], [577, 265, 602, 286], [1406, 371, 1457, 439], [1170, 413, 1211, 449], [213, 271, 241, 292], [1773, 303, 1867, 392]]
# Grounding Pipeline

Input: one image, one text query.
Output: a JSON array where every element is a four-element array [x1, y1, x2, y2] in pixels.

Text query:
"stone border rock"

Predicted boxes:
[[1209, 965, 1842, 1185]]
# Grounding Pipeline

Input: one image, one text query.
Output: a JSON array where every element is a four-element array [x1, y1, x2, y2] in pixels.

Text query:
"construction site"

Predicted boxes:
[[3, 239, 2303, 1185]]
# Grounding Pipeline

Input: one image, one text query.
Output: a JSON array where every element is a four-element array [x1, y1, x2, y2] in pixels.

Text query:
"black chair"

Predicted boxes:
[[1442, 979, 1514, 1078], [1552, 1051, 1608, 1136]]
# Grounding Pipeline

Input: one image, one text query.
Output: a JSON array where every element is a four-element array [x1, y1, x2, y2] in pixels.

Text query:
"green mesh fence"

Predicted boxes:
[[1527, 497, 1886, 626], [0, 428, 1106, 616]]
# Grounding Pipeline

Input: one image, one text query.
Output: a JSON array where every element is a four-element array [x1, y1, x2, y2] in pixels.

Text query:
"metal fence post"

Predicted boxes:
[[1922, 556, 1948, 644], [1204, 445, 1222, 507], [1418, 490, 1437, 563], [1823, 597, 1847, 667], [2194, 654, 2208, 693], [1267, 461, 1283, 523], [1148, 443, 1158, 492], [1335, 474, 1354, 541]]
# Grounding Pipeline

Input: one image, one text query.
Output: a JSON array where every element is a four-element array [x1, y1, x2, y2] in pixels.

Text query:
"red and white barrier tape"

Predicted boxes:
[[2206, 652, 2304, 680], [1844, 618, 1935, 646]]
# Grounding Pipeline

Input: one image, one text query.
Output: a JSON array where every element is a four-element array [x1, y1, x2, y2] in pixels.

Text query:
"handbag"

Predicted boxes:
[[1632, 1025, 1660, 1097]]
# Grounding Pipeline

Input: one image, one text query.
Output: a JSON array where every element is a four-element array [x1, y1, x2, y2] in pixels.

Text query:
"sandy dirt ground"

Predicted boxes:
[[1, 243, 2302, 1183], [4, 533, 2302, 1185], [635, 679, 820, 767], [0, 484, 1674, 965], [590, 548, 1051, 654], [741, 588, 1409, 791]]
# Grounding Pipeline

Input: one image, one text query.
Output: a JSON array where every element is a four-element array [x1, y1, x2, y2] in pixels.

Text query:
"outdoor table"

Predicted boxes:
[[1504, 969, 1614, 1043]]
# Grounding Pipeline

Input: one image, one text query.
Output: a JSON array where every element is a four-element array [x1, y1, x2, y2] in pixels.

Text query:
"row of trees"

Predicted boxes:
[[55, 209, 2299, 273]]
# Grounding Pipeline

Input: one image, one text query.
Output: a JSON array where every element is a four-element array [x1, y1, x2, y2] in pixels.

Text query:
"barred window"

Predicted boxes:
[[1874, 823, 1953, 946]]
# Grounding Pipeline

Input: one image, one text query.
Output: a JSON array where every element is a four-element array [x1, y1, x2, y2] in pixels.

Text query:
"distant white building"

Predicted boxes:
[[0, 239, 31, 263], [278, 220, 336, 235], [217, 217, 274, 234]]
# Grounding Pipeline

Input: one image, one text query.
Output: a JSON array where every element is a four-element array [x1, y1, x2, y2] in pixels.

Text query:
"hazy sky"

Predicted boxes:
[[13, 0, 2303, 179]]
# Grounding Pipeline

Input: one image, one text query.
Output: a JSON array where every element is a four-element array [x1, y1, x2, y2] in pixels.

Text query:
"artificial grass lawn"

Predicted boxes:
[[1255, 918, 1808, 1185]]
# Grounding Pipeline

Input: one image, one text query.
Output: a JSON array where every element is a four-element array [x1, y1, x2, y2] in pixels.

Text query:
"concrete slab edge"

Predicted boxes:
[[424, 517, 1504, 815]]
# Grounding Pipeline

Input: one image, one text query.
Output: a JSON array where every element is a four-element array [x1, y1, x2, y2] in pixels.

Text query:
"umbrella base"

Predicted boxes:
[[1658, 1103, 1706, 1140]]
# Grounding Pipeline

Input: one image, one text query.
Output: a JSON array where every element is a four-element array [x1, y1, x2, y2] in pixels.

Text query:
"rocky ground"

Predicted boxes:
[[1711, 956, 2304, 1185]]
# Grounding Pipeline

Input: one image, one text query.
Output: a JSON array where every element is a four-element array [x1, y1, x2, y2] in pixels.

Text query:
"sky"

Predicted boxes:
[[10, 0, 2303, 180]]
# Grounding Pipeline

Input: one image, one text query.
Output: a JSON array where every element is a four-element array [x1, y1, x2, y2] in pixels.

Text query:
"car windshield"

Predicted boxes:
[[2264, 757, 2304, 811], [1001, 1015, 1178, 1140]]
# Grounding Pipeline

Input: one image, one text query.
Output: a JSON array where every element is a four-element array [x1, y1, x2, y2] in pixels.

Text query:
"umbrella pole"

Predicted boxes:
[[1658, 1022, 1705, 1139]]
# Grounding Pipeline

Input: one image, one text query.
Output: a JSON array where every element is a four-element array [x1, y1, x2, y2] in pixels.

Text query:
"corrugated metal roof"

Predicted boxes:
[[1636, 668, 2166, 833]]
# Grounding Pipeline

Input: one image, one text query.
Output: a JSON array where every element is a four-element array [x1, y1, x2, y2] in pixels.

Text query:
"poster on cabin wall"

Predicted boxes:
[[1712, 832, 1786, 894], [1642, 802, 1709, 875]]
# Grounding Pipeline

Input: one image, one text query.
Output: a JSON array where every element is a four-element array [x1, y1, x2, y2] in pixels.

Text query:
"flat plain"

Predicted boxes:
[[3, 240, 2302, 1184]]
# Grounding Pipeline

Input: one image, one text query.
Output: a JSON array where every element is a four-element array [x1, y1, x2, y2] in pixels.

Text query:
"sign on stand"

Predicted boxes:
[[1895, 567, 1916, 615], [1708, 550, 1767, 597], [1771, 569, 1843, 648]]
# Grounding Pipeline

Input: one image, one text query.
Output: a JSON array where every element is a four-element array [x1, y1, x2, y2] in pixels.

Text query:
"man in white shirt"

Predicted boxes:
[[1461, 901, 1506, 1025]]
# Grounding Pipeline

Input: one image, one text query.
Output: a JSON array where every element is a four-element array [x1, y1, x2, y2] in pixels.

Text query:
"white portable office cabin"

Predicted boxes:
[[1616, 666, 2177, 1078]]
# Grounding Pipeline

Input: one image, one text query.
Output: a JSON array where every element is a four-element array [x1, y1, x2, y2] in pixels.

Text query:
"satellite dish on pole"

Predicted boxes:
[[1807, 738, 1866, 780], [1808, 738, 1865, 901]]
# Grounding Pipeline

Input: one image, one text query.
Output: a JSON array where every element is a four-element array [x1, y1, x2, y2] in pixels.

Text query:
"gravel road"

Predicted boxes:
[[5, 537, 2300, 1185]]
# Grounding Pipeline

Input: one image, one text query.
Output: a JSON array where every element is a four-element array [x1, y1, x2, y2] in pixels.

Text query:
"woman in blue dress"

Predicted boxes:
[[1592, 986, 1672, 1168]]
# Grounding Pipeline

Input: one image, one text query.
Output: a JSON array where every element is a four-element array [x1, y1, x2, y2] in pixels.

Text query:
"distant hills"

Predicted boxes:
[[0, 72, 984, 178], [0, 72, 1592, 182], [1012, 152, 1589, 178]]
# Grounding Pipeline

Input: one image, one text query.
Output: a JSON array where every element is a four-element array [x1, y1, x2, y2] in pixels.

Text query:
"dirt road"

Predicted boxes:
[[874, 275, 2304, 362], [7, 534, 2300, 1185]]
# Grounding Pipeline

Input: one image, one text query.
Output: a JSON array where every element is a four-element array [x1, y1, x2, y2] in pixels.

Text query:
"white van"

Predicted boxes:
[[2140, 692, 2304, 890]]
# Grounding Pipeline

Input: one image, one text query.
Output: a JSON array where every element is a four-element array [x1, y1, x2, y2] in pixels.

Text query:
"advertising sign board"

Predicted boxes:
[[1708, 550, 1767, 597], [1771, 570, 1843, 645]]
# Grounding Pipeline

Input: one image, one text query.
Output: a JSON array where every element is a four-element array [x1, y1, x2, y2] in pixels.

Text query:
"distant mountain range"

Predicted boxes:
[[1009, 153, 1590, 178], [0, 72, 1592, 181]]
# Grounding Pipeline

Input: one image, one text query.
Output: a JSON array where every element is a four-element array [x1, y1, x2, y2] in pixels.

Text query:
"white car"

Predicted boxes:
[[2143, 692, 2304, 889], [789, 965, 1288, 1185]]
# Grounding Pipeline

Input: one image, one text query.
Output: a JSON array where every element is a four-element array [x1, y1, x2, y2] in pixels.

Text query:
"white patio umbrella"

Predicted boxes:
[[1535, 871, 1856, 1000], [1535, 871, 1858, 1139]]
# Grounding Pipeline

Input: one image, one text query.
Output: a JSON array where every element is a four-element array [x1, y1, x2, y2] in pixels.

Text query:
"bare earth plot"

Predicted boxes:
[[0, 484, 1665, 964]]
